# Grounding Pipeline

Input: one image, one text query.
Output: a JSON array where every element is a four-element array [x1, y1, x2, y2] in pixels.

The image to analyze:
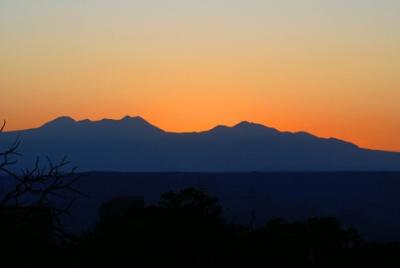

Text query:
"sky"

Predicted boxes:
[[1, 0, 399, 151]]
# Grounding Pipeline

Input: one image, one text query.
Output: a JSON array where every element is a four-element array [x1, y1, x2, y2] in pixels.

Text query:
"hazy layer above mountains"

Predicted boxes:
[[1, 116, 399, 172]]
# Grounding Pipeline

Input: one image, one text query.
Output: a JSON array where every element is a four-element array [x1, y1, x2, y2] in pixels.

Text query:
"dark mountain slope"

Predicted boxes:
[[1, 116, 399, 171]]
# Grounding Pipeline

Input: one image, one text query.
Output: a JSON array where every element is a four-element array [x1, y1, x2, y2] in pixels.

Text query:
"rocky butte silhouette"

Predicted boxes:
[[1, 115, 400, 172]]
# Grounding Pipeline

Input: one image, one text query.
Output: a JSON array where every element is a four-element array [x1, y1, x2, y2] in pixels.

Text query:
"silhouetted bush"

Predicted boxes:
[[70, 188, 400, 268], [2, 184, 400, 267]]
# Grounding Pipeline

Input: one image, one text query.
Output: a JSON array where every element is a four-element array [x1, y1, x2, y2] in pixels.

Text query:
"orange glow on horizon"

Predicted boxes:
[[3, 107, 400, 153], [1, 0, 400, 152]]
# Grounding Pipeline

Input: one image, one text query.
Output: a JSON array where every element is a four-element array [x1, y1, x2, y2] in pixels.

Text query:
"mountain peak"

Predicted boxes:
[[234, 121, 258, 128], [94, 115, 164, 133], [38, 115, 164, 135], [41, 116, 76, 128], [119, 115, 159, 128], [233, 121, 279, 133], [120, 115, 146, 123]]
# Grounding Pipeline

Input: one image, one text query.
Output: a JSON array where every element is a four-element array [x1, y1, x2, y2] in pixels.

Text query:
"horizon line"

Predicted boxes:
[[4, 114, 400, 154], [3, 114, 277, 134]]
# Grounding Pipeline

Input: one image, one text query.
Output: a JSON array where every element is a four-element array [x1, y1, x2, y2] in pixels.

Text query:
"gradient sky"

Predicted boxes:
[[1, 0, 399, 151]]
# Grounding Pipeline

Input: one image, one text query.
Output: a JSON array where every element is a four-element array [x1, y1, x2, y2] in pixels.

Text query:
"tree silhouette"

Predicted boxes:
[[0, 120, 81, 241], [159, 187, 223, 217]]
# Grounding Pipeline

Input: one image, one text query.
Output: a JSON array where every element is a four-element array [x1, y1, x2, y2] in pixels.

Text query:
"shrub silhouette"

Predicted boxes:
[[79, 188, 225, 267], [74, 187, 400, 268]]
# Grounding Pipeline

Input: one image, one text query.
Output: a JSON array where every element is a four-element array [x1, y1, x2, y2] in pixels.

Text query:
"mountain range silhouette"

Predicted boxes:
[[1, 116, 399, 171]]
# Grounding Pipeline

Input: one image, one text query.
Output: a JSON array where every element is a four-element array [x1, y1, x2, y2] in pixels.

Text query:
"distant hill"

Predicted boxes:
[[1, 116, 399, 171]]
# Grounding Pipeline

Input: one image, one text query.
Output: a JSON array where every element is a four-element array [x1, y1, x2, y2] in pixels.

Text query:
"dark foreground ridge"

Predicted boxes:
[[2, 115, 400, 171], [2, 187, 400, 268], [67, 171, 400, 242]]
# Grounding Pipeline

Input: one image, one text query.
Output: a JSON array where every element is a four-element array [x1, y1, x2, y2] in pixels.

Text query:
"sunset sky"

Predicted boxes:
[[1, 0, 399, 151]]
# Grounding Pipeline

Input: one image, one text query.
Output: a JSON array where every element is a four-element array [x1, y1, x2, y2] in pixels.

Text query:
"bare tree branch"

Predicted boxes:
[[0, 120, 5, 133], [0, 120, 82, 241]]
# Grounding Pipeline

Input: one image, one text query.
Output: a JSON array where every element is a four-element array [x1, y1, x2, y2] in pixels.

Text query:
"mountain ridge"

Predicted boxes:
[[1, 115, 399, 172], [6, 115, 359, 147]]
